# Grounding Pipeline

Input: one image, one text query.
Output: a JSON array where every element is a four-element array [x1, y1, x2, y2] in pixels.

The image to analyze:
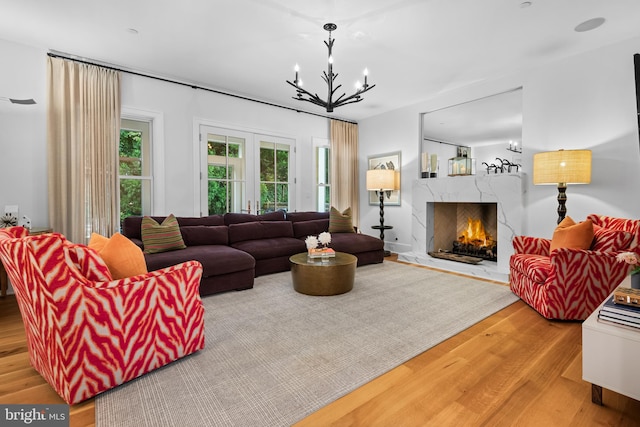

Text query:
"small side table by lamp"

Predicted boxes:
[[533, 149, 592, 224], [366, 169, 396, 256]]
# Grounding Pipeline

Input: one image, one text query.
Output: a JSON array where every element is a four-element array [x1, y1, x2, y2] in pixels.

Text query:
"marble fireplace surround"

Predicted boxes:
[[398, 173, 523, 282]]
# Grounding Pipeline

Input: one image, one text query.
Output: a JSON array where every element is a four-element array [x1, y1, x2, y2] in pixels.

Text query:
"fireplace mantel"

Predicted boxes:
[[399, 173, 524, 282]]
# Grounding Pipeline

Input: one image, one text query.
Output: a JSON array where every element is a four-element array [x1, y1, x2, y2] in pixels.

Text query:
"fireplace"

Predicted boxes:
[[432, 202, 498, 262], [400, 174, 523, 282]]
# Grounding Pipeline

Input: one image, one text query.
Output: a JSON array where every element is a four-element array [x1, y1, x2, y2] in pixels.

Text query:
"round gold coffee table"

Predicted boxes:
[[289, 252, 357, 296]]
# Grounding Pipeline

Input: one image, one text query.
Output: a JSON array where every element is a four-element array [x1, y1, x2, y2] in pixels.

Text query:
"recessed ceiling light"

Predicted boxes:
[[126, 28, 139, 35], [520, 2, 532, 8], [574, 17, 605, 32]]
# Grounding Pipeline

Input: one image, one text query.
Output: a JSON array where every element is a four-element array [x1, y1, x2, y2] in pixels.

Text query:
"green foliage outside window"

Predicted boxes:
[[119, 130, 143, 222], [259, 146, 289, 212], [207, 141, 241, 214]]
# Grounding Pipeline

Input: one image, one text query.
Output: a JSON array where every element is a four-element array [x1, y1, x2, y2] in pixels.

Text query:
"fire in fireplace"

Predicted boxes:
[[452, 217, 497, 261]]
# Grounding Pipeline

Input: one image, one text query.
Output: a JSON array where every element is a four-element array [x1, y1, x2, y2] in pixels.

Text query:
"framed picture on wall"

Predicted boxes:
[[456, 146, 470, 158], [368, 151, 401, 206]]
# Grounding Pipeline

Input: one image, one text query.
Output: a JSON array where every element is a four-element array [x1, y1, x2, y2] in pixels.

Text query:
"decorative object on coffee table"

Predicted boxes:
[[305, 232, 336, 258]]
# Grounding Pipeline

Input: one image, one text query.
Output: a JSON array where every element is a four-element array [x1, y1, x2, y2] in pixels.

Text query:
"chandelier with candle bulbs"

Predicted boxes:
[[286, 23, 375, 113]]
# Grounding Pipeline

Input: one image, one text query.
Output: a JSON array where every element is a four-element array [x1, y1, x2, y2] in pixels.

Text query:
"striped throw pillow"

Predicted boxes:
[[329, 207, 355, 233], [141, 214, 186, 254]]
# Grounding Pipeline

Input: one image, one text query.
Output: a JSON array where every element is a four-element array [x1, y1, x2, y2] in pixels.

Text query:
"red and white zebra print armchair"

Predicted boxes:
[[0, 227, 205, 404], [509, 214, 640, 320]]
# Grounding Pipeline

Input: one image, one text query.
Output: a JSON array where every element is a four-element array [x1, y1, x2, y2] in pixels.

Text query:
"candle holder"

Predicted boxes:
[[507, 141, 522, 153]]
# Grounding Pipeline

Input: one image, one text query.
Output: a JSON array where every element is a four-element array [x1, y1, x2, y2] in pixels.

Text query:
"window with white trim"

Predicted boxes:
[[119, 118, 152, 223]]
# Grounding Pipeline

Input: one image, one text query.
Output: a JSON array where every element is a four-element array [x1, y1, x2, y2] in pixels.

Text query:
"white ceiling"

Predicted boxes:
[[1, 0, 640, 121]]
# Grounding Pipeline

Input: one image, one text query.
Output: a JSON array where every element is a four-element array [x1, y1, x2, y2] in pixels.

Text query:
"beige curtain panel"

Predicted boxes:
[[330, 120, 359, 228], [47, 56, 121, 243]]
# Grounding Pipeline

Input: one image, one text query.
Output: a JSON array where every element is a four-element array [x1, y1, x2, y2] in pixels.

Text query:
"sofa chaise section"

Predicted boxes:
[[122, 215, 255, 296]]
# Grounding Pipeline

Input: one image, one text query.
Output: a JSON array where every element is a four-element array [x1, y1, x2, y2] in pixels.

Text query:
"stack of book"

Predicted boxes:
[[598, 293, 640, 329], [308, 247, 336, 259]]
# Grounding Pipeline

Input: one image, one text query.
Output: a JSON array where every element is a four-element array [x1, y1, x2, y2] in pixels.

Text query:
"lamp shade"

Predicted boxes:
[[533, 149, 592, 185], [366, 169, 396, 191]]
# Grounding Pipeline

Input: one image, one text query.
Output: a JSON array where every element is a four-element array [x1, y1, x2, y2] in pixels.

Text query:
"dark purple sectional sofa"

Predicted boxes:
[[122, 211, 384, 296]]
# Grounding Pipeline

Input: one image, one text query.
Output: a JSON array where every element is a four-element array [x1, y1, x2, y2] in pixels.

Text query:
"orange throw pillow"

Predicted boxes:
[[89, 232, 148, 280], [88, 232, 109, 252], [549, 216, 594, 252]]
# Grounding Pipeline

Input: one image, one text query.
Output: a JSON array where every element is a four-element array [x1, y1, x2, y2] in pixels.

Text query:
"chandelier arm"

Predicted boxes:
[[286, 80, 315, 97], [333, 92, 348, 103], [307, 98, 330, 108], [286, 80, 325, 103], [333, 96, 361, 108], [334, 99, 363, 108], [333, 84, 376, 107]]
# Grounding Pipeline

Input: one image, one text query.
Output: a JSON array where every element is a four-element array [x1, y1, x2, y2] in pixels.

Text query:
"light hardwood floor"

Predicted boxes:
[[1, 259, 639, 427]]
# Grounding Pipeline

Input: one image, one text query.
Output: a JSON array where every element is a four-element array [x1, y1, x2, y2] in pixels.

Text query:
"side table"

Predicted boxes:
[[582, 279, 640, 404], [0, 227, 52, 297], [372, 225, 393, 257]]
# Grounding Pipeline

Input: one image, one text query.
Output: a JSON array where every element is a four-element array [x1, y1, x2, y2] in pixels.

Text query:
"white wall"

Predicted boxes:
[[0, 39, 47, 228], [0, 38, 330, 231], [120, 74, 330, 216], [360, 36, 640, 253]]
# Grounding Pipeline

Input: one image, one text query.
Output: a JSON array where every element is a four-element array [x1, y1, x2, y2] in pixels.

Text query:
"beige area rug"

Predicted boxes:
[[96, 261, 518, 427]]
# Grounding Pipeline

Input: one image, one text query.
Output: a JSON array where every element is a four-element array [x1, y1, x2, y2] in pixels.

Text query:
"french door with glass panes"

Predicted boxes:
[[200, 126, 295, 215]]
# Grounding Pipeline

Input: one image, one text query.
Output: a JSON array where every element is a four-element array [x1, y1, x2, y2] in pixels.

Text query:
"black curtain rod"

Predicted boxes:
[[423, 137, 468, 148], [46, 52, 357, 125]]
